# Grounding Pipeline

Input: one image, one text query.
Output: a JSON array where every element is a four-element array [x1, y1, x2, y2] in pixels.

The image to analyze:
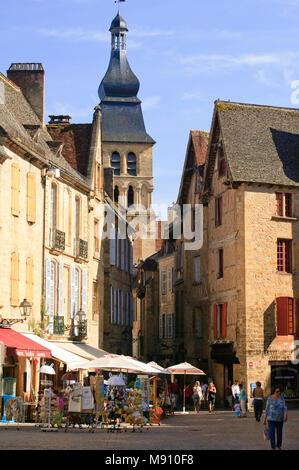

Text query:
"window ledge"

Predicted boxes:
[[271, 216, 298, 222], [277, 271, 293, 275]]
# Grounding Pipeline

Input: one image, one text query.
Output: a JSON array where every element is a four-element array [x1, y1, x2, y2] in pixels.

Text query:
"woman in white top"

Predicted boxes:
[[192, 381, 203, 413]]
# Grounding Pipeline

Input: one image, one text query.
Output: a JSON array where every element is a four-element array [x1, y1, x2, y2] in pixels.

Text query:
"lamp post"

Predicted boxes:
[[0, 299, 32, 328], [76, 310, 87, 340]]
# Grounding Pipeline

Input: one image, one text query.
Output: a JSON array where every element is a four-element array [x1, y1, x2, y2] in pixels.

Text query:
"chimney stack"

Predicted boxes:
[[7, 63, 45, 123]]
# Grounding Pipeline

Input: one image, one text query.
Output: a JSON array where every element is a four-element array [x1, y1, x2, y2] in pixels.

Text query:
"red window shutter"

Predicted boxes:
[[276, 297, 289, 336], [221, 302, 227, 338], [213, 304, 217, 339], [296, 299, 299, 338]]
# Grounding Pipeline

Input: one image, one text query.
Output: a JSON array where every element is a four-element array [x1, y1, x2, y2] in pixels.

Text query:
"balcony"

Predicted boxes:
[[74, 238, 88, 262], [50, 228, 65, 254], [53, 316, 65, 335]]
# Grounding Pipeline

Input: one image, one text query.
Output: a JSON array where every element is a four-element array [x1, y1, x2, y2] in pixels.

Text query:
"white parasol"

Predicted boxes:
[[71, 354, 146, 373], [166, 362, 205, 413], [39, 363, 56, 375], [120, 356, 169, 375], [147, 361, 169, 374]]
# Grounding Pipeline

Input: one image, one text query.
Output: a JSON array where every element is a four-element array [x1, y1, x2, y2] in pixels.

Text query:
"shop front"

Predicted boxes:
[[271, 362, 299, 406], [0, 328, 51, 421]]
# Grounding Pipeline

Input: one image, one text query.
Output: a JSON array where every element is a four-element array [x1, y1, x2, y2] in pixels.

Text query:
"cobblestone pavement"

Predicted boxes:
[[0, 410, 299, 451]]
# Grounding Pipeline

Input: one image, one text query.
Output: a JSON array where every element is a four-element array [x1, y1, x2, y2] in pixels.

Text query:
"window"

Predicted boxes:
[[27, 172, 36, 223], [114, 185, 119, 204], [277, 239, 292, 273], [215, 197, 222, 226], [11, 163, 20, 216], [194, 256, 201, 283], [213, 303, 227, 339], [127, 153, 137, 176], [50, 184, 57, 247], [276, 192, 293, 217], [193, 308, 203, 338], [167, 314, 174, 339], [74, 197, 80, 256], [218, 249, 223, 279], [94, 220, 99, 255], [111, 152, 120, 175], [168, 268, 173, 292], [159, 314, 174, 339], [10, 252, 19, 306], [276, 297, 297, 336], [128, 186, 134, 207], [161, 270, 166, 294], [218, 146, 227, 176]]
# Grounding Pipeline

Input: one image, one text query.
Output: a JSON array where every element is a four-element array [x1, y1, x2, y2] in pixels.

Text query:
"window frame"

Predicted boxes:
[[277, 239, 292, 273]]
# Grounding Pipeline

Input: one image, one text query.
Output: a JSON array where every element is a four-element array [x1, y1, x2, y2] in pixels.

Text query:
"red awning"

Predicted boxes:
[[0, 328, 52, 358]]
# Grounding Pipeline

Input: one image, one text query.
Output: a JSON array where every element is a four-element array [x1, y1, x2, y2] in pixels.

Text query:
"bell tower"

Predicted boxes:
[[99, 12, 156, 263]]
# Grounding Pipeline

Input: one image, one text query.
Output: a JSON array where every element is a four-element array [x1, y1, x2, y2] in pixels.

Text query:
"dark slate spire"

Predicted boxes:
[[98, 14, 155, 144]]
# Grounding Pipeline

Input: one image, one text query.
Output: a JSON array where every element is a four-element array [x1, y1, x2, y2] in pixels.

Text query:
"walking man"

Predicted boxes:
[[253, 381, 264, 422]]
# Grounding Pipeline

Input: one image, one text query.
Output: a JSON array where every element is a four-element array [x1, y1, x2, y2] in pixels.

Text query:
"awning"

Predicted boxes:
[[0, 328, 51, 358], [22, 333, 88, 370], [49, 340, 108, 361]]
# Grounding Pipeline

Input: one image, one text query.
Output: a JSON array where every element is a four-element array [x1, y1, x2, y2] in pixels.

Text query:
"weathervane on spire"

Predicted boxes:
[[115, 0, 126, 11]]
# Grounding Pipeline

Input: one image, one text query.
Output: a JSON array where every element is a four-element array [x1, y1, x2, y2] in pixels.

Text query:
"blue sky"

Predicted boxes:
[[2, 0, 299, 217]]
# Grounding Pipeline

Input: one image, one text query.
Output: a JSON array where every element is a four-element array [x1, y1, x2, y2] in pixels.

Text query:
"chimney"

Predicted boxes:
[[7, 63, 45, 123]]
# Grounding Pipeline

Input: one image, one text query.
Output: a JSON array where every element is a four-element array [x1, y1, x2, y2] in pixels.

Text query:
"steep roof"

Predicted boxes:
[[177, 129, 209, 204], [214, 100, 299, 187], [0, 72, 90, 188]]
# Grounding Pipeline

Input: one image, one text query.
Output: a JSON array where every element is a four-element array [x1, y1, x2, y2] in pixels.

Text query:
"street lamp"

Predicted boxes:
[[19, 298, 32, 317], [76, 309, 86, 323]]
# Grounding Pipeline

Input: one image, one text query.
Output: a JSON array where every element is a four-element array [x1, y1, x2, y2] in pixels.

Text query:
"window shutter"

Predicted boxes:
[[126, 293, 129, 326], [114, 288, 117, 324], [110, 228, 116, 265], [70, 265, 75, 319], [213, 304, 217, 339], [126, 240, 129, 272], [221, 302, 227, 338], [49, 261, 55, 334], [116, 231, 119, 268], [45, 258, 51, 316], [296, 299, 299, 338], [276, 297, 289, 336], [11, 164, 20, 216], [110, 285, 113, 324], [130, 293, 134, 327], [26, 257, 34, 306], [117, 288, 121, 324], [159, 315, 163, 339], [57, 262, 63, 316], [27, 172, 36, 223], [11, 252, 19, 306], [81, 268, 87, 314]]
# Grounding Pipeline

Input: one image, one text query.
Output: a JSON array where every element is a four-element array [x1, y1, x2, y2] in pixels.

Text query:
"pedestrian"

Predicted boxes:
[[239, 383, 247, 417], [234, 398, 241, 418], [185, 384, 192, 410], [231, 380, 240, 409], [201, 382, 208, 409], [192, 381, 203, 413], [207, 382, 217, 413], [253, 381, 264, 422], [225, 380, 232, 409], [168, 378, 180, 411], [263, 386, 288, 450]]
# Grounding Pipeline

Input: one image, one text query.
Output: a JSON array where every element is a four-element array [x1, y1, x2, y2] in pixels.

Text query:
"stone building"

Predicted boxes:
[[201, 100, 299, 404], [98, 12, 156, 265]]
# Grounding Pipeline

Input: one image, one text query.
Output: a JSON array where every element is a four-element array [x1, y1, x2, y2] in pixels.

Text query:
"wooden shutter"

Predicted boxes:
[[70, 265, 75, 319], [276, 297, 289, 336], [45, 258, 51, 316], [27, 172, 36, 223], [121, 290, 124, 325], [221, 302, 227, 338], [49, 261, 55, 334], [10, 252, 19, 306], [159, 315, 163, 339], [130, 243, 134, 274], [81, 268, 87, 314], [58, 262, 63, 316], [26, 257, 34, 305], [213, 304, 217, 339], [121, 239, 125, 271], [11, 163, 20, 216], [110, 285, 113, 324], [296, 299, 299, 338]]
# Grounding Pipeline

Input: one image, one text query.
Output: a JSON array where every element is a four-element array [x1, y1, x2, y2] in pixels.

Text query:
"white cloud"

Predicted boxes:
[[181, 92, 203, 101], [179, 52, 299, 73], [39, 27, 110, 42], [142, 96, 161, 110], [254, 70, 278, 87]]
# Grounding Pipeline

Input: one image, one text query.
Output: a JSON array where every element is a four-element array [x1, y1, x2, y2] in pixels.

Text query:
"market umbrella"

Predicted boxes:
[[71, 354, 146, 373], [120, 356, 169, 375], [166, 362, 205, 414], [147, 361, 169, 374], [39, 363, 56, 375]]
